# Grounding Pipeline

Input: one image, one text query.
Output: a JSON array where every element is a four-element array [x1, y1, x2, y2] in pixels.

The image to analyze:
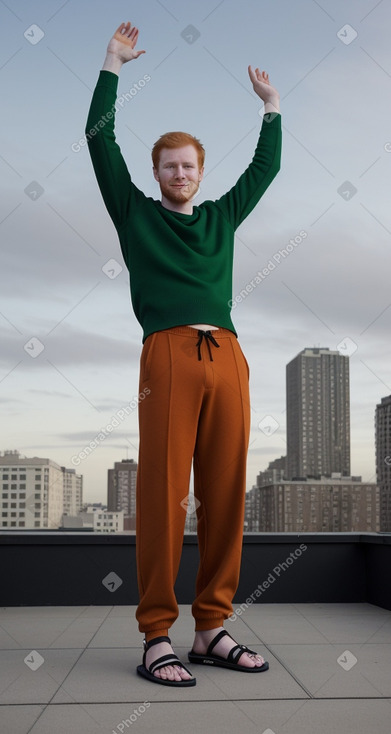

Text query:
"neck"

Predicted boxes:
[[160, 195, 193, 215]]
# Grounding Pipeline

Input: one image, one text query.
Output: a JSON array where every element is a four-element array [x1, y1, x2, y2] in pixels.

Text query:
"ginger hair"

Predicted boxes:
[[152, 132, 205, 169]]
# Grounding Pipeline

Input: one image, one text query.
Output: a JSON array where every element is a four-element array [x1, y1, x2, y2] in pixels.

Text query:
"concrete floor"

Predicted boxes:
[[0, 603, 391, 733]]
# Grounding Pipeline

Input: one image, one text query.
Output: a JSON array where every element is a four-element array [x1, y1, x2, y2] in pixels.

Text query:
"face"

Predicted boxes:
[[153, 145, 204, 206]]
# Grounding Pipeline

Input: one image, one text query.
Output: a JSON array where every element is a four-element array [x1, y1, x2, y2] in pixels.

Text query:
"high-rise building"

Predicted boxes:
[[108, 459, 138, 529], [61, 467, 83, 516], [0, 450, 64, 529], [375, 394, 391, 531], [286, 347, 350, 480]]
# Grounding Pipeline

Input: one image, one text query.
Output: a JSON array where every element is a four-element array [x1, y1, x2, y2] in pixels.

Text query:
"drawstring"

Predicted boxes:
[[196, 330, 220, 361]]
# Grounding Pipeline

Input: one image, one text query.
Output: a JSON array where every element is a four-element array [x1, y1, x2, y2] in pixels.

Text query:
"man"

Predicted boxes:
[[86, 21, 281, 687]]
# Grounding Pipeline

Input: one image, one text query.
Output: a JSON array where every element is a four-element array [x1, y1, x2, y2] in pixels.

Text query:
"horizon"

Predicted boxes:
[[1, 0, 390, 502]]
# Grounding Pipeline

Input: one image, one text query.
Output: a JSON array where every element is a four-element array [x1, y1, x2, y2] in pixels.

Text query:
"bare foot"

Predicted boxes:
[[145, 640, 193, 681], [192, 627, 265, 667]]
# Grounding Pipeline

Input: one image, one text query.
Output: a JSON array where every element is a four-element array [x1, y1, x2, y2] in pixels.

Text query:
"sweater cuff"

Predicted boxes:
[[96, 69, 119, 92], [262, 111, 281, 127]]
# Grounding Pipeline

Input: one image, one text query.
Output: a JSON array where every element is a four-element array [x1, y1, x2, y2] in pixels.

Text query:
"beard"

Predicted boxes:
[[160, 180, 199, 205]]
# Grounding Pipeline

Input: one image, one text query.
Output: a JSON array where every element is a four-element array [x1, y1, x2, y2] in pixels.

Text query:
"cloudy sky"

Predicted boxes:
[[1, 0, 390, 504]]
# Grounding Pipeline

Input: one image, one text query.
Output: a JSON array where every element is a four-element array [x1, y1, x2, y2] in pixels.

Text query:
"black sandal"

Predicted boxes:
[[137, 635, 196, 686], [188, 629, 269, 672]]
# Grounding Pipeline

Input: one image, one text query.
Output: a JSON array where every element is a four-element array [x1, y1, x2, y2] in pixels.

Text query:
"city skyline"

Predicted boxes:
[[1, 1, 391, 502]]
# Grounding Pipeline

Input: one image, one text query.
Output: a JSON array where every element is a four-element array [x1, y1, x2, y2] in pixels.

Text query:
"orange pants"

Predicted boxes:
[[135, 326, 250, 637]]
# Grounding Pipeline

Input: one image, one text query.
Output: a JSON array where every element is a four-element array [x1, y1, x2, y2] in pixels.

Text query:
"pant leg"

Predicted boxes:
[[135, 327, 205, 634], [191, 332, 250, 629]]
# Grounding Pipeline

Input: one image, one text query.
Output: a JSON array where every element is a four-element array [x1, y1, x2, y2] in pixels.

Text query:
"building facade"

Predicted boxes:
[[286, 347, 350, 480], [255, 456, 287, 487], [62, 505, 124, 533], [245, 476, 379, 532], [62, 467, 83, 516], [108, 459, 138, 529], [0, 450, 64, 529], [375, 394, 391, 531]]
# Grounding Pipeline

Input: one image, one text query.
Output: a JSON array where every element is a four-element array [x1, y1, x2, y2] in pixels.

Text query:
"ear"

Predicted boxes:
[[198, 166, 204, 183], [153, 167, 160, 182]]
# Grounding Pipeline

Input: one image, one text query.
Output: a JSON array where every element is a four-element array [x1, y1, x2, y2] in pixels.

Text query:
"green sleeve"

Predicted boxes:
[[85, 70, 143, 232], [214, 113, 282, 230]]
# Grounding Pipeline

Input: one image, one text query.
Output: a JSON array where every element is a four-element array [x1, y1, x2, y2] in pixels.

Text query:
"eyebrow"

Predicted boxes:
[[163, 160, 196, 165]]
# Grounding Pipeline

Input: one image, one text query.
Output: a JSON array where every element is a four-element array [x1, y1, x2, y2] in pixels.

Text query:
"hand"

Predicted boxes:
[[248, 65, 280, 107], [106, 21, 146, 64]]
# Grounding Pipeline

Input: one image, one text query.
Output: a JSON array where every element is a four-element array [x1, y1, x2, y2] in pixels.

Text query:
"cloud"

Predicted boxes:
[[0, 322, 141, 369]]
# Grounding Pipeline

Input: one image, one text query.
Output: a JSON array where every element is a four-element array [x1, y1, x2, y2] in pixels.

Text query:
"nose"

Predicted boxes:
[[174, 166, 186, 179]]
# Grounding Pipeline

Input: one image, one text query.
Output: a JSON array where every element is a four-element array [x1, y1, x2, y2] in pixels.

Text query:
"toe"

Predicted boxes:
[[165, 666, 176, 681]]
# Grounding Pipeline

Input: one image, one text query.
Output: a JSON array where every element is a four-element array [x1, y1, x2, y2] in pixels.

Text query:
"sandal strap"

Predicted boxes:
[[148, 653, 193, 677], [143, 637, 194, 677], [149, 653, 182, 675], [206, 630, 258, 664], [143, 635, 171, 651], [227, 643, 256, 664], [206, 629, 229, 655]]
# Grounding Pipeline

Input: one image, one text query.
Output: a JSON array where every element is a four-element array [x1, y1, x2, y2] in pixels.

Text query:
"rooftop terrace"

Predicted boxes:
[[1, 602, 391, 733], [1, 532, 390, 733]]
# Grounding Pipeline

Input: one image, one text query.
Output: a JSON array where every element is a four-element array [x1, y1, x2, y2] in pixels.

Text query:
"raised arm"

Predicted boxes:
[[214, 66, 281, 229], [85, 22, 146, 233]]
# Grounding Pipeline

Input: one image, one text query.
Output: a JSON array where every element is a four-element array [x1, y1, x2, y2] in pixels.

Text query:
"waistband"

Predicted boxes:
[[158, 325, 237, 339]]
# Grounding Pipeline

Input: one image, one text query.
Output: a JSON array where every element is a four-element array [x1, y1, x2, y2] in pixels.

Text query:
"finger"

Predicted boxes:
[[115, 22, 127, 35], [248, 64, 256, 82]]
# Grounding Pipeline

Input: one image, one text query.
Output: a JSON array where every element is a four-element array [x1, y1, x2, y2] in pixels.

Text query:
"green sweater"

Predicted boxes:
[[86, 70, 282, 343]]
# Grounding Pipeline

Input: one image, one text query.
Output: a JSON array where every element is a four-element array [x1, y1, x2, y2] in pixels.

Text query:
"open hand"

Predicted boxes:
[[106, 21, 146, 63], [248, 66, 279, 105]]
